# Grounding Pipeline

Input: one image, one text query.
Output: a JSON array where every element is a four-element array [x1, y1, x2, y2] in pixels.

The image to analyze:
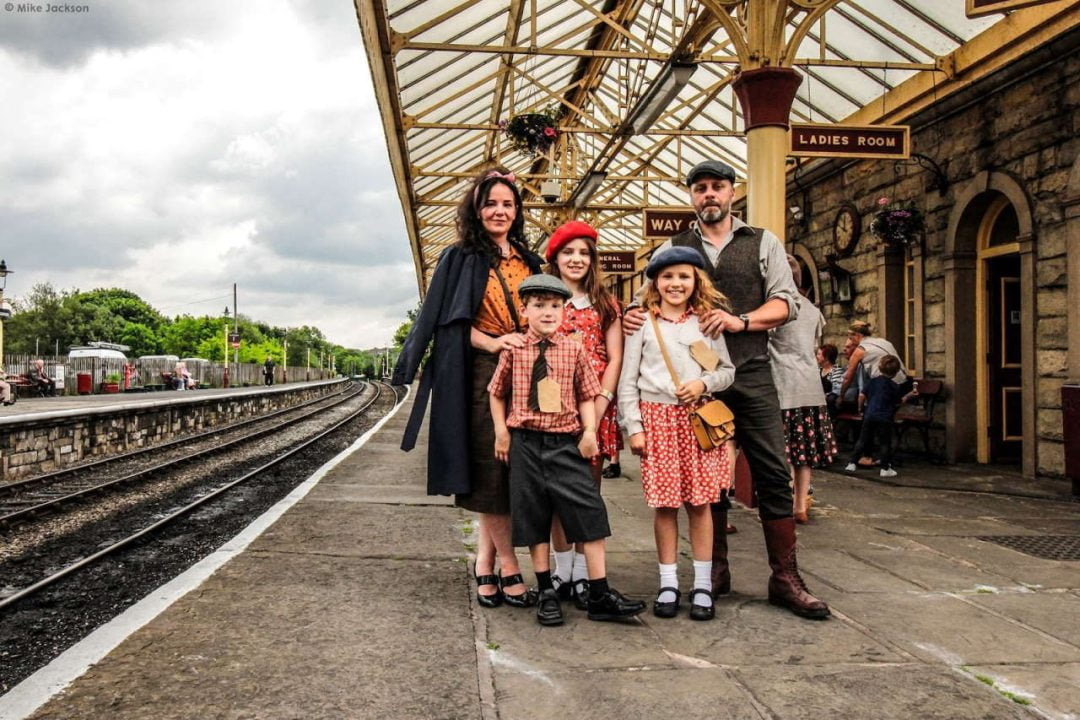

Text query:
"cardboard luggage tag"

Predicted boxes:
[[690, 340, 720, 372], [537, 377, 562, 413]]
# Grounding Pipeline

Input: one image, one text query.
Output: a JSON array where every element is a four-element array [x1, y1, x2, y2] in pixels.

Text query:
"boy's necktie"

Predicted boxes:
[[528, 339, 551, 411]]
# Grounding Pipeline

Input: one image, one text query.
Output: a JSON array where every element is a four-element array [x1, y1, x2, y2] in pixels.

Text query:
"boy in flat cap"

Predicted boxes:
[[488, 274, 646, 626]]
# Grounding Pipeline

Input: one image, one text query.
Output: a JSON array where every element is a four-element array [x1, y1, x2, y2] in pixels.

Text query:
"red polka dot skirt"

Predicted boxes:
[[639, 401, 730, 508]]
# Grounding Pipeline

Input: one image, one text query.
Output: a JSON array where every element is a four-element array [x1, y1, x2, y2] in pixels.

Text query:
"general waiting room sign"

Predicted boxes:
[[789, 123, 910, 160]]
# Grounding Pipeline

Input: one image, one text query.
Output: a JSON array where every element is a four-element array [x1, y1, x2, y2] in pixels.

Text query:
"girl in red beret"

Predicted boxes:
[[543, 220, 624, 608]]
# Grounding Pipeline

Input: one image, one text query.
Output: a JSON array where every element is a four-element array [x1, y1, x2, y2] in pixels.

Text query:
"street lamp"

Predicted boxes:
[[0, 260, 14, 362], [222, 306, 231, 388]]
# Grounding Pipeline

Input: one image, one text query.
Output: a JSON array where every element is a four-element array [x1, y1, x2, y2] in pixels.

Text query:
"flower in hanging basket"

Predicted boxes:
[[502, 104, 563, 156], [869, 197, 925, 248]]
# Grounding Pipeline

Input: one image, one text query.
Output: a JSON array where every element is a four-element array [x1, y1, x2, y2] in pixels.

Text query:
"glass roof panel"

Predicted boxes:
[[362, 0, 1066, 288]]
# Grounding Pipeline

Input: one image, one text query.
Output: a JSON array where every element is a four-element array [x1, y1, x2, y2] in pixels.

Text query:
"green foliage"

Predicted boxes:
[[4, 284, 398, 371]]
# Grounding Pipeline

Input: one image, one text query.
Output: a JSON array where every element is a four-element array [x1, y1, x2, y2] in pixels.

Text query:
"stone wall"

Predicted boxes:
[[0, 380, 349, 484], [785, 37, 1079, 476]]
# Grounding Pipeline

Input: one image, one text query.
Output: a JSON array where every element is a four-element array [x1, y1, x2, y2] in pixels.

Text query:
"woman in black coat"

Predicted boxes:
[[392, 167, 543, 609]]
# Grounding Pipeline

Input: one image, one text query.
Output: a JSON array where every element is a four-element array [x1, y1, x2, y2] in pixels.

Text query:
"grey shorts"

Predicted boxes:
[[509, 429, 612, 548]]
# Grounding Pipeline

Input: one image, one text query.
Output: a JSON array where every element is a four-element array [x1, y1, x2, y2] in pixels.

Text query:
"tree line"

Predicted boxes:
[[6, 283, 403, 377]]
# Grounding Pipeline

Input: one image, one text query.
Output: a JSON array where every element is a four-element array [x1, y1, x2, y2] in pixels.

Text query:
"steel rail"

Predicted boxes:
[[0, 382, 355, 499], [0, 382, 400, 613], [0, 384, 369, 527]]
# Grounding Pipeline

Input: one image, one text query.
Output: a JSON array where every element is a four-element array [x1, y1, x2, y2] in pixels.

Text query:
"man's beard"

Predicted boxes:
[[697, 203, 730, 225]]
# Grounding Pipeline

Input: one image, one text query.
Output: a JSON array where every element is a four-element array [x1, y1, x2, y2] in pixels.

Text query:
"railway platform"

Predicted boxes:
[[2, 388, 1079, 719], [0, 380, 350, 483]]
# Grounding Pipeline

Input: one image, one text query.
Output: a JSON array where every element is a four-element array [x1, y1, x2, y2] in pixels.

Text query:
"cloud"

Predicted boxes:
[[0, 0, 418, 348]]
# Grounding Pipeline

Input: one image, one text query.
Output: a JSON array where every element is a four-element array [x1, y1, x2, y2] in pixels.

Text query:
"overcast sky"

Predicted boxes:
[[0, 0, 416, 349]]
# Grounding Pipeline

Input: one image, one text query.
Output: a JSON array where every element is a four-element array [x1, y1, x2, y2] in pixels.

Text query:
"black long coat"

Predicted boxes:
[[391, 242, 542, 497]]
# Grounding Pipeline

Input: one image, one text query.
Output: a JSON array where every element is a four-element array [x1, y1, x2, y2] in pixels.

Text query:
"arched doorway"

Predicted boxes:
[[944, 170, 1037, 473], [977, 197, 1022, 464]]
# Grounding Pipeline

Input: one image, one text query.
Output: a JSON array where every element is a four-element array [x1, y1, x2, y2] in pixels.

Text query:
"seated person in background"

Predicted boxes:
[[173, 362, 192, 390], [28, 359, 56, 396], [0, 366, 14, 406], [817, 343, 845, 410]]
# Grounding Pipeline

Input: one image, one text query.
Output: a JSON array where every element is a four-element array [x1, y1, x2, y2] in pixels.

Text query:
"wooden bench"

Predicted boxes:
[[834, 378, 945, 459], [9, 375, 52, 398]]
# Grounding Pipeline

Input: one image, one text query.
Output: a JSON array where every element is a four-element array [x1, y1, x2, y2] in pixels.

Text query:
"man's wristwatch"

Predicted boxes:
[[738, 313, 751, 332]]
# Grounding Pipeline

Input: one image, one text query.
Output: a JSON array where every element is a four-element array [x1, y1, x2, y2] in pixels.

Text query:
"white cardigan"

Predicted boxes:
[[618, 313, 735, 436]]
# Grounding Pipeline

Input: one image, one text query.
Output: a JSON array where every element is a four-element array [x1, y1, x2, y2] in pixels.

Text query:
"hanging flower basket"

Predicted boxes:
[[501, 105, 562, 156], [869, 197, 925, 248]]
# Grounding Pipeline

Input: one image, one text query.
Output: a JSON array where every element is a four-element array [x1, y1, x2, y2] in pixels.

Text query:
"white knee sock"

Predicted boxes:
[[571, 553, 589, 583], [657, 562, 678, 603], [553, 550, 574, 582], [692, 560, 713, 606]]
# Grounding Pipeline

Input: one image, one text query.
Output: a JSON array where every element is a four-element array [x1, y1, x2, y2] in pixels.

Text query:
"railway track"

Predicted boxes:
[[0, 382, 366, 526], [0, 381, 400, 613]]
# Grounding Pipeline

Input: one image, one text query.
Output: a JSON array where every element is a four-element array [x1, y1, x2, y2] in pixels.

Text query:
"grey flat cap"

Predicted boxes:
[[686, 159, 737, 186], [518, 273, 572, 299]]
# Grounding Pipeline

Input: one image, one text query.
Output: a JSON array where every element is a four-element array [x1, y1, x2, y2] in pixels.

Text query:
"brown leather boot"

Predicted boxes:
[[710, 505, 730, 596], [761, 517, 830, 620]]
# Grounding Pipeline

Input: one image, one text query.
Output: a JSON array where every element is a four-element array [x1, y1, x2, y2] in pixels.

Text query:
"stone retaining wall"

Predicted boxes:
[[0, 380, 349, 484]]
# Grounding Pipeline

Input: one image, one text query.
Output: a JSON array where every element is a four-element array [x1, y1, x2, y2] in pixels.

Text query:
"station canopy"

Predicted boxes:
[[354, 0, 1070, 291]]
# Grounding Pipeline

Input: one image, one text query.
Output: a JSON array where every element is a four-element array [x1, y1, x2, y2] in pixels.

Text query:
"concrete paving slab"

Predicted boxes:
[[250, 502, 469, 560], [966, 662, 1080, 719], [795, 548, 926, 593], [304, 482, 454, 506], [837, 542, 1019, 592], [820, 592, 1080, 665], [493, 667, 764, 720], [994, 517, 1080, 535], [732, 664, 1031, 720], [28, 554, 479, 720], [908, 534, 1080, 590], [967, 592, 1080, 648], [868, 516, 1039, 537]]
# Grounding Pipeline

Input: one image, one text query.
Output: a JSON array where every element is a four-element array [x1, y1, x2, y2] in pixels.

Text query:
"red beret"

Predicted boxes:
[[545, 220, 598, 263]]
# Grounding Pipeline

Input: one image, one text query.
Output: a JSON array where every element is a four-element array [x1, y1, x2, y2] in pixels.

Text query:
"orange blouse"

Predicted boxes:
[[472, 248, 532, 337]]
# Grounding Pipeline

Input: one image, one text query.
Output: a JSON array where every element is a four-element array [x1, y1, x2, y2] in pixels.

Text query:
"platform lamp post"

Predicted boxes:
[[222, 307, 230, 388], [0, 260, 13, 364]]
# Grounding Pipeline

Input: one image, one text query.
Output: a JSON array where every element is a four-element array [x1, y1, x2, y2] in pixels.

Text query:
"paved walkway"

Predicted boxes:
[[8, 390, 1079, 719]]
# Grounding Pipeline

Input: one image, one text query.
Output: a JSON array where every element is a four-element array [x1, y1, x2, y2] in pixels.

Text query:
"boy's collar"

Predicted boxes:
[[525, 327, 560, 344]]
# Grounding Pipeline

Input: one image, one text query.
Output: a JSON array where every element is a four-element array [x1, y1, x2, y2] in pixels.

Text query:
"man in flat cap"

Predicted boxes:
[[623, 159, 829, 620]]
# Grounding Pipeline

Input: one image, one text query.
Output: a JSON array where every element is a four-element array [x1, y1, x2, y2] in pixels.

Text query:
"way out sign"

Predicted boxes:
[[642, 207, 696, 239], [790, 123, 910, 160]]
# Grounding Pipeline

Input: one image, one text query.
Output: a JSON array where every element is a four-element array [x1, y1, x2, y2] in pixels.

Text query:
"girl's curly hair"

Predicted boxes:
[[641, 267, 730, 316]]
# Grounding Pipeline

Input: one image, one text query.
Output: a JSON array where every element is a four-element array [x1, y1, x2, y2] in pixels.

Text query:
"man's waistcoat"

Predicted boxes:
[[670, 225, 766, 368]]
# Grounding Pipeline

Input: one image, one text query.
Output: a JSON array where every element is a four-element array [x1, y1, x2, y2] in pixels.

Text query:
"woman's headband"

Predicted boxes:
[[472, 170, 517, 210]]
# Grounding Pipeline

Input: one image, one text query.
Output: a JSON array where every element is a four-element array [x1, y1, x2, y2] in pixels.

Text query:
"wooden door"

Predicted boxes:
[[986, 254, 1022, 462]]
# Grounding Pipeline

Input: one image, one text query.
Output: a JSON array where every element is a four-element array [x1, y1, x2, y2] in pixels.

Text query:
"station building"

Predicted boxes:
[[357, 0, 1079, 482]]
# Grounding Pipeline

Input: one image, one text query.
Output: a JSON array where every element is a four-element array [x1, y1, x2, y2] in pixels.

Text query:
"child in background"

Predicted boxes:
[[618, 247, 736, 621], [543, 221, 624, 608], [489, 273, 645, 626], [845, 355, 916, 477]]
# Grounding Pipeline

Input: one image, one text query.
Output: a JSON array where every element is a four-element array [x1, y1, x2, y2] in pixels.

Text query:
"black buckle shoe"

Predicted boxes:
[[535, 589, 564, 626], [552, 574, 573, 601], [601, 463, 622, 479], [587, 588, 646, 622], [500, 573, 537, 608], [570, 578, 590, 610], [475, 574, 502, 609], [688, 588, 715, 621], [652, 587, 681, 619]]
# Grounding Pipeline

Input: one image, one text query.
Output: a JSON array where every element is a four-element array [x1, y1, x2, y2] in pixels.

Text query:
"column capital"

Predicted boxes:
[[732, 66, 802, 130]]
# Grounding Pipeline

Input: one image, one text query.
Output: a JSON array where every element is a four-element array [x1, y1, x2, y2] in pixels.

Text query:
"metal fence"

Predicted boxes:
[[2, 354, 333, 395]]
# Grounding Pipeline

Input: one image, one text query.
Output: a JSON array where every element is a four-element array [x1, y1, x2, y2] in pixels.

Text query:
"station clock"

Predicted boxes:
[[832, 202, 861, 257]]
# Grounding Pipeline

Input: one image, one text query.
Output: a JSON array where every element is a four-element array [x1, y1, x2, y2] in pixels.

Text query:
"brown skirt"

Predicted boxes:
[[455, 351, 511, 514]]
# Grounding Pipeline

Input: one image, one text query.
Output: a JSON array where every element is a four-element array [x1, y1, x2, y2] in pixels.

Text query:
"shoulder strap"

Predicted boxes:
[[648, 313, 681, 387], [491, 264, 522, 332]]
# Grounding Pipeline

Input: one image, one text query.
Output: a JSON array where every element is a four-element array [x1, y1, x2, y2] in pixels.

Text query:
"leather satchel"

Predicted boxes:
[[648, 313, 735, 451]]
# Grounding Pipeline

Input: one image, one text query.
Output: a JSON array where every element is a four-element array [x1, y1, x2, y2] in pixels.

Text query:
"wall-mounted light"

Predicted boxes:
[[824, 253, 854, 304]]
